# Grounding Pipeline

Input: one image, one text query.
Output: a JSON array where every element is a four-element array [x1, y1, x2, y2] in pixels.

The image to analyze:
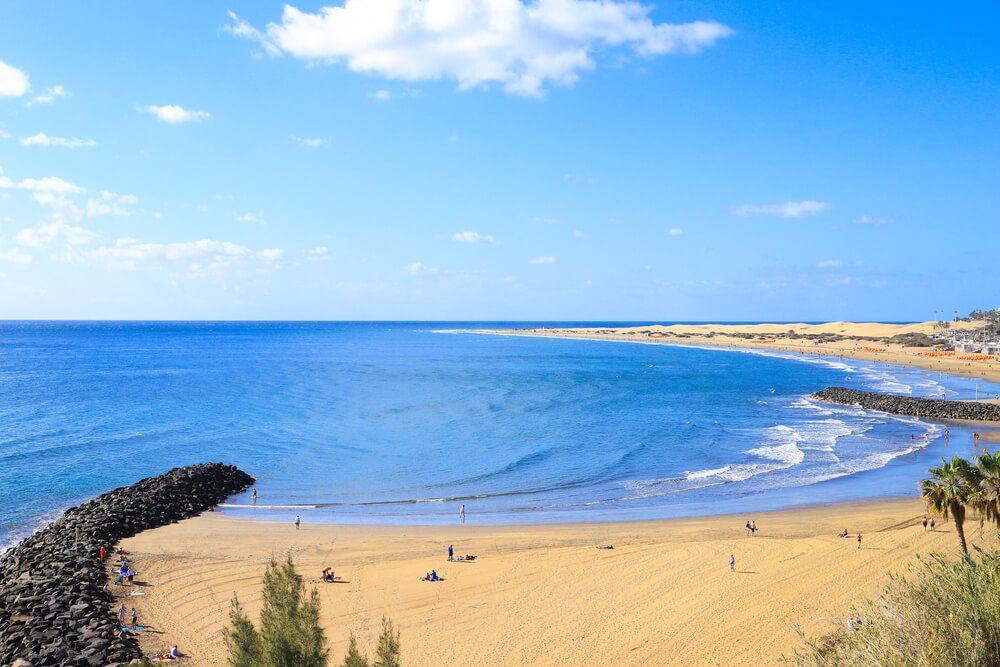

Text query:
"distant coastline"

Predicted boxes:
[[471, 320, 1000, 388]]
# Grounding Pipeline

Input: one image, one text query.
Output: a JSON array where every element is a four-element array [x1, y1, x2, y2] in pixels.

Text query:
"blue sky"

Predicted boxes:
[[0, 1, 997, 321]]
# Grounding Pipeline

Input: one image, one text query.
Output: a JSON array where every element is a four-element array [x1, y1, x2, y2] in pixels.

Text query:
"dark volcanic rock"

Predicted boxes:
[[0, 463, 254, 666], [812, 387, 1000, 422]]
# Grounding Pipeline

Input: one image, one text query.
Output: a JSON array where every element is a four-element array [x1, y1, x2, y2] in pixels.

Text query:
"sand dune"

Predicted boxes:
[[476, 321, 1000, 386], [116, 499, 995, 666]]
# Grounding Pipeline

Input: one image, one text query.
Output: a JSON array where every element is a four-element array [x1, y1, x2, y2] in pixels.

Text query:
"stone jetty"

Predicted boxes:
[[0, 463, 254, 667], [812, 387, 1000, 422]]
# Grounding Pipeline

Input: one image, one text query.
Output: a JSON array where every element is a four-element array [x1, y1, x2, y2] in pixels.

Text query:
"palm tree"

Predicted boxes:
[[970, 451, 1000, 529], [920, 456, 975, 557]]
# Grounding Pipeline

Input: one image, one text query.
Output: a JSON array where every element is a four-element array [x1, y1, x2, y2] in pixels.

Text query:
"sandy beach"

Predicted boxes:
[[112, 321, 1000, 666], [117, 499, 996, 666], [473, 321, 1000, 388]]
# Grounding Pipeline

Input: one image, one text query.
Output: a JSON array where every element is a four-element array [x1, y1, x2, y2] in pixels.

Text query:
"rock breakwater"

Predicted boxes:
[[0, 463, 254, 667], [812, 387, 1000, 422]]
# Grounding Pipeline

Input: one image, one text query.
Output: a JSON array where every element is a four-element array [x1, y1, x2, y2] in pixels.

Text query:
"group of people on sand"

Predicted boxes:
[[105, 546, 183, 661], [320, 567, 337, 582], [446, 544, 476, 561], [837, 529, 864, 548], [921, 515, 936, 531], [744, 520, 758, 536], [421, 570, 441, 582], [118, 603, 139, 628]]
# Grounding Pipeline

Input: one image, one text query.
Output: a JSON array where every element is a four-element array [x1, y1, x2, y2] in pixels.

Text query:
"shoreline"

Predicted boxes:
[[468, 321, 1000, 388], [120, 495, 998, 667]]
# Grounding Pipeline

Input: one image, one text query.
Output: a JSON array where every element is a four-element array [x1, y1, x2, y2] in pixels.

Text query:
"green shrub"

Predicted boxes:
[[795, 548, 1000, 667], [224, 556, 328, 667]]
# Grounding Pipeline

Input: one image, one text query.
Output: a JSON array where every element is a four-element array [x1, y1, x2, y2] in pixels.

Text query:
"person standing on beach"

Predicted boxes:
[[857, 533, 862, 550], [751, 521, 757, 535], [460, 505, 466, 523], [922, 516, 928, 531], [295, 515, 300, 530], [131, 607, 138, 628], [729, 554, 735, 571], [930, 518, 935, 530], [118, 603, 126, 625], [745, 521, 751, 536], [448, 544, 454, 561]]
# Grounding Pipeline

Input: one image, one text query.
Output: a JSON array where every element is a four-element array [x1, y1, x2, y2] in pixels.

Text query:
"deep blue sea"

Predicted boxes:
[[2, 321, 998, 548]]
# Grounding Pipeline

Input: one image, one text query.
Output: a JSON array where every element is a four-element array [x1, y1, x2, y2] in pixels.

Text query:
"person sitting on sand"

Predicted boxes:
[[326, 569, 335, 582], [839, 529, 848, 538], [430, 569, 439, 581], [170, 645, 180, 660]]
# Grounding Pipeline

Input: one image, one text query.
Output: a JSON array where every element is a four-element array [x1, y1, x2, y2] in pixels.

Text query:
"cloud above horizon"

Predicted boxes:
[[451, 230, 494, 244], [26, 85, 69, 106], [90, 238, 285, 271], [20, 133, 97, 148], [730, 200, 832, 219], [292, 136, 328, 147], [141, 104, 212, 124], [0, 60, 30, 97], [226, 1, 734, 96], [530, 255, 557, 264]]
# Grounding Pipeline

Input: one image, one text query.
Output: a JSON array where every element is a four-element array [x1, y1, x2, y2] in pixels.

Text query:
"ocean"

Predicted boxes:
[[1, 321, 997, 548]]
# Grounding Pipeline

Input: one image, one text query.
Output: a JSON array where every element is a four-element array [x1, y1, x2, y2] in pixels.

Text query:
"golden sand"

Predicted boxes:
[[117, 500, 996, 666], [474, 321, 1000, 386], [116, 321, 1000, 665]]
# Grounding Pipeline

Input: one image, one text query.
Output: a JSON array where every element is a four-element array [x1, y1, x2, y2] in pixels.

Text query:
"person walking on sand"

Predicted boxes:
[[930, 518, 935, 530], [729, 554, 735, 571], [460, 505, 466, 523], [751, 520, 757, 536], [295, 515, 300, 530], [922, 516, 928, 531], [857, 532, 862, 550], [118, 603, 126, 625], [745, 521, 751, 536]]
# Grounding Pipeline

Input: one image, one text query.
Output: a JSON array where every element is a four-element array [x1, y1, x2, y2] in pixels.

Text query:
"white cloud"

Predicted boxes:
[[0, 60, 30, 97], [667, 227, 683, 236], [0, 130, 10, 139], [306, 246, 329, 260], [16, 221, 95, 247], [573, 229, 585, 239], [226, 2, 733, 97], [90, 238, 284, 271], [451, 230, 494, 244], [86, 191, 137, 218], [142, 104, 212, 124], [235, 212, 266, 225], [20, 132, 97, 148], [855, 215, 888, 225], [405, 261, 436, 273], [223, 10, 284, 57], [530, 255, 557, 264], [370, 89, 392, 101], [816, 259, 843, 269], [0, 175, 85, 195], [292, 135, 328, 147], [730, 200, 832, 219], [26, 85, 69, 106], [0, 248, 33, 265]]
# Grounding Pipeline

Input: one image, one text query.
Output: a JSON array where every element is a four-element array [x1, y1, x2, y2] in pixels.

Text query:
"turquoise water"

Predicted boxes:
[[1, 321, 997, 547]]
